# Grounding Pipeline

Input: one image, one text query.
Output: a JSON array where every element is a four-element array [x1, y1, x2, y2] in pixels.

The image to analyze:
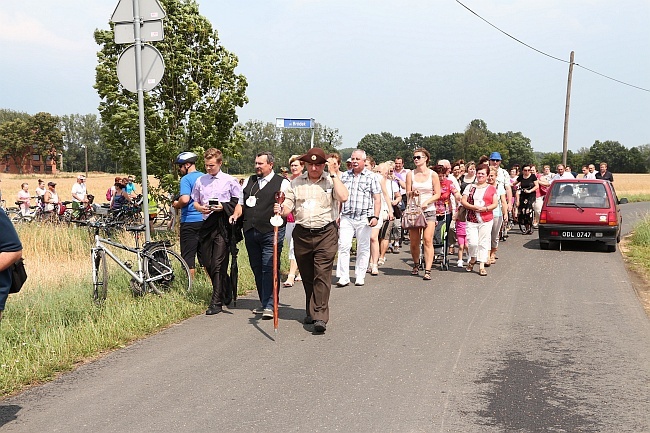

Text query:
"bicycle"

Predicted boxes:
[[518, 193, 535, 235], [85, 220, 191, 303], [64, 194, 96, 224]]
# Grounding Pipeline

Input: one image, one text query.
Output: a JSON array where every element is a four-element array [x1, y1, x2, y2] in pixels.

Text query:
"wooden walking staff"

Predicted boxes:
[[270, 191, 286, 334]]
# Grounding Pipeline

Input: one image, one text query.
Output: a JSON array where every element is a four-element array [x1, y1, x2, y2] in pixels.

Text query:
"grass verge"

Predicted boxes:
[[622, 214, 650, 315], [0, 223, 285, 398]]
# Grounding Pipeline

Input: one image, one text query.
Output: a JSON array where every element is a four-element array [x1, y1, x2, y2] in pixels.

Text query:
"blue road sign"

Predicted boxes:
[[276, 118, 314, 129]]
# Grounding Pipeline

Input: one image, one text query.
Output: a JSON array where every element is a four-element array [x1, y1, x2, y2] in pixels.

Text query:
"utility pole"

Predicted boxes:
[[562, 51, 575, 166]]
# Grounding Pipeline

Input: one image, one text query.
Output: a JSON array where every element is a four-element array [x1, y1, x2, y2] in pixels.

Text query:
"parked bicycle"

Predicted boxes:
[[85, 220, 191, 303]]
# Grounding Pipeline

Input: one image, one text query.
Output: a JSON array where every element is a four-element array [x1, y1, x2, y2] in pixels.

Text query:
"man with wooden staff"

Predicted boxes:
[[275, 148, 348, 333], [233, 152, 290, 320]]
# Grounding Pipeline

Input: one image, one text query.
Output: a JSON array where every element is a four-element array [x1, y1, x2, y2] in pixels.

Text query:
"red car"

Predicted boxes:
[[538, 179, 628, 252]]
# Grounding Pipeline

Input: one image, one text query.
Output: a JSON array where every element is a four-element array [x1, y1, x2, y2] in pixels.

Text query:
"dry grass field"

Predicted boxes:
[[609, 173, 650, 197], [0, 172, 160, 206]]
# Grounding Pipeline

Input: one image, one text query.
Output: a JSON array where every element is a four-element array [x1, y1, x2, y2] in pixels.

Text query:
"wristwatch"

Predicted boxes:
[[330, 174, 336, 178], [370, 216, 378, 220]]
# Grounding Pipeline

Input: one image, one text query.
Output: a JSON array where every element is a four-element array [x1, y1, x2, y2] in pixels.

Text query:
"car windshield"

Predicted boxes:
[[549, 182, 610, 208]]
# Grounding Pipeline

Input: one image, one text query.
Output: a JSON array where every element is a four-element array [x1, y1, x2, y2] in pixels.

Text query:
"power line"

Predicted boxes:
[[456, 0, 650, 93]]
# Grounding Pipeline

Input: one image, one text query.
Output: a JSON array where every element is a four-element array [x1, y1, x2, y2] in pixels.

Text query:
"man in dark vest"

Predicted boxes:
[[233, 152, 290, 320]]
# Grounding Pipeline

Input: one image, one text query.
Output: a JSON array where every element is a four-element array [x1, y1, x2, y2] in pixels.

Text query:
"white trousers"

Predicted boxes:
[[466, 219, 493, 264], [337, 216, 372, 283]]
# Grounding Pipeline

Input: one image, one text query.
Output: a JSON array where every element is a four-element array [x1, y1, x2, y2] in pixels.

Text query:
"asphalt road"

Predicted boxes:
[[2, 202, 649, 432]]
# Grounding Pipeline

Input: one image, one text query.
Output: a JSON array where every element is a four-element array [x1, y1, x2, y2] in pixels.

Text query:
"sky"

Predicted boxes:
[[0, 0, 648, 154]]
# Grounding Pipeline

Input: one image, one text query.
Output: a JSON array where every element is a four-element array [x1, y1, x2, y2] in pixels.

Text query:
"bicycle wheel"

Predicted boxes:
[[92, 249, 108, 302], [144, 246, 191, 293], [519, 209, 533, 235]]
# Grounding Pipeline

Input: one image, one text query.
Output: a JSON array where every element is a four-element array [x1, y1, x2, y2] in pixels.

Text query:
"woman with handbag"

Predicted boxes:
[[405, 148, 441, 280], [461, 163, 498, 276]]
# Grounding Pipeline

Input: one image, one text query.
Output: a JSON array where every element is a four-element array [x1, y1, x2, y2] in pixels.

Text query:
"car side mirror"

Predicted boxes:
[[619, 197, 628, 205]]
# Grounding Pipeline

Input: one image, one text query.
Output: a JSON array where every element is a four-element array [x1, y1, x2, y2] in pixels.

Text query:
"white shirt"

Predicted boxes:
[[585, 172, 597, 179], [551, 172, 575, 183], [238, 171, 290, 202], [71, 182, 86, 202]]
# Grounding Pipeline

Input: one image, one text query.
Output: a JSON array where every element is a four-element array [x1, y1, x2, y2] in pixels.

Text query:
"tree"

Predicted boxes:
[[358, 132, 405, 165], [31, 112, 64, 168], [0, 119, 32, 173], [587, 140, 629, 173], [60, 114, 113, 173], [94, 0, 248, 192], [0, 109, 31, 125]]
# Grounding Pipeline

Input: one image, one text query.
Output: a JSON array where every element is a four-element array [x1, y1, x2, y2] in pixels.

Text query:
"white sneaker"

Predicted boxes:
[[355, 279, 365, 286], [457, 259, 464, 268]]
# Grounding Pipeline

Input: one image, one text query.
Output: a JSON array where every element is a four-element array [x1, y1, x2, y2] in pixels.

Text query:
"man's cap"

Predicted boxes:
[[489, 152, 502, 161], [298, 148, 327, 164], [128, 175, 135, 180], [346, 158, 352, 163], [47, 181, 56, 186], [77, 174, 86, 180]]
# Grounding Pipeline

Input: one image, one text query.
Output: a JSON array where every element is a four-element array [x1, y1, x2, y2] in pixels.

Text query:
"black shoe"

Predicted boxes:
[[313, 320, 326, 332], [303, 315, 314, 325], [206, 305, 223, 315]]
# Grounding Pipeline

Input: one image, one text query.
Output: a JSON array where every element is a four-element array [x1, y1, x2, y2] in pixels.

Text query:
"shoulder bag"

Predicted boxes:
[[401, 195, 427, 230]]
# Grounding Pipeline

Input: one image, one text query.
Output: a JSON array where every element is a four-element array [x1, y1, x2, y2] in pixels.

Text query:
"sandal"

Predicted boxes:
[[466, 261, 476, 272], [423, 270, 432, 280], [479, 268, 487, 276], [411, 264, 420, 275], [283, 274, 295, 287], [295, 275, 302, 282], [370, 264, 379, 276]]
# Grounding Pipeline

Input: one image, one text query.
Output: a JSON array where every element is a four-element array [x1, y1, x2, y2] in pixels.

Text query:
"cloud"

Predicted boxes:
[[0, 11, 91, 52]]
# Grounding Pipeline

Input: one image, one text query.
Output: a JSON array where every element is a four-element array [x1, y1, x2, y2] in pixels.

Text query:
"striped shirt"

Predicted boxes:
[[340, 168, 381, 220]]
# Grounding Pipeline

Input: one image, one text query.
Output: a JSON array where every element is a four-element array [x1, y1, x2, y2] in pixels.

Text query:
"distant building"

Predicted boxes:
[[1, 146, 58, 174]]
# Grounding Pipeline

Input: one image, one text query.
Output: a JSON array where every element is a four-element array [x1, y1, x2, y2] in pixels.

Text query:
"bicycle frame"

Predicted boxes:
[[94, 235, 146, 284]]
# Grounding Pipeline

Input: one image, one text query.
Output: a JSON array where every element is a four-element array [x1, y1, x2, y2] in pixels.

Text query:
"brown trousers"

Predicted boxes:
[[293, 223, 338, 323]]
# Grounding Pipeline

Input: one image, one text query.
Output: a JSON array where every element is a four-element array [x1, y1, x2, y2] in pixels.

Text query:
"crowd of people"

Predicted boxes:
[[170, 145, 615, 335]]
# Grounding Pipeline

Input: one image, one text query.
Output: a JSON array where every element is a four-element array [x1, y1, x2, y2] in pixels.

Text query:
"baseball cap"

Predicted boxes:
[[489, 152, 502, 161]]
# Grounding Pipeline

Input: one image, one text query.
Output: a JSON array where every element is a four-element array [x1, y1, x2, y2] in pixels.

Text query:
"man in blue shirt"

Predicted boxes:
[[172, 152, 204, 280], [0, 208, 23, 321]]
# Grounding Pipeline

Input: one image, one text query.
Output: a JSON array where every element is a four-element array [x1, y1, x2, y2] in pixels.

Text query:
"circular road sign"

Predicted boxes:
[[117, 44, 165, 93]]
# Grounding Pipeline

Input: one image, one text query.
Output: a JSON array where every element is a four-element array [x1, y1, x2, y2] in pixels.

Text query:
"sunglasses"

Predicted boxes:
[[490, 159, 500, 162], [413, 155, 423, 160]]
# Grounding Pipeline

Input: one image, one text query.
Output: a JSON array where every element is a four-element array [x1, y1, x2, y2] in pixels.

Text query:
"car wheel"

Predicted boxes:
[[606, 243, 617, 253], [540, 241, 550, 250]]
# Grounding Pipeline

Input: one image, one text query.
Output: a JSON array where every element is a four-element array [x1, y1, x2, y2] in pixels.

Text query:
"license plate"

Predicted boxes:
[[561, 231, 592, 238]]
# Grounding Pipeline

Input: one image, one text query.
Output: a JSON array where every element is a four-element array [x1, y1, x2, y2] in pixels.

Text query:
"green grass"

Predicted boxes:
[[624, 216, 650, 285], [0, 225, 287, 398], [624, 193, 650, 203]]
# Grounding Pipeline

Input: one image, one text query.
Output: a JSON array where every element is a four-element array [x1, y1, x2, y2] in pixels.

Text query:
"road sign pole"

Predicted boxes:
[[132, 0, 151, 241], [310, 127, 314, 149]]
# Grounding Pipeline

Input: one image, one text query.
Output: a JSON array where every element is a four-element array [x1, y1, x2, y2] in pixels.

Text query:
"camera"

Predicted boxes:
[[208, 199, 220, 208]]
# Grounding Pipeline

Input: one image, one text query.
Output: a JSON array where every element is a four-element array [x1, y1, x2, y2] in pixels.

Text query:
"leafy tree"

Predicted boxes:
[[587, 140, 629, 173], [94, 0, 248, 192], [0, 109, 31, 125], [60, 114, 114, 173], [494, 131, 535, 168], [358, 132, 405, 165], [31, 112, 64, 168], [0, 119, 32, 173]]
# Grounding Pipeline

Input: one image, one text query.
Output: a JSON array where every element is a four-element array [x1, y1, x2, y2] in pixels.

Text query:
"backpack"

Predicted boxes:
[[9, 258, 27, 294], [106, 187, 113, 201]]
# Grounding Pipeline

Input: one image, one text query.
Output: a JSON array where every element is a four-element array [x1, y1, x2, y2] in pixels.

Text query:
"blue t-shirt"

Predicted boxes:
[[0, 208, 23, 311], [125, 182, 136, 195], [180, 171, 204, 223]]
